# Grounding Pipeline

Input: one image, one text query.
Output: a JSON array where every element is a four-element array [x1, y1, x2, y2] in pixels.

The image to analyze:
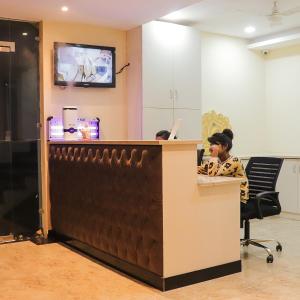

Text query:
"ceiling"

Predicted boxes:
[[160, 0, 300, 39], [0, 0, 200, 30], [1, 0, 300, 39]]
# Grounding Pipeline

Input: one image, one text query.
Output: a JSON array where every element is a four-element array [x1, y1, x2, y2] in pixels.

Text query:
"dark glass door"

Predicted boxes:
[[0, 19, 40, 238]]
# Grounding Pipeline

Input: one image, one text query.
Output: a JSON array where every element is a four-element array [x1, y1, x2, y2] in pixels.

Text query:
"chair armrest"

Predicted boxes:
[[254, 191, 281, 219], [256, 191, 280, 205]]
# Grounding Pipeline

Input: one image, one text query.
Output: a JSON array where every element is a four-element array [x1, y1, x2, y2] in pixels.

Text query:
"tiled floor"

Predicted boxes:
[[0, 213, 300, 300]]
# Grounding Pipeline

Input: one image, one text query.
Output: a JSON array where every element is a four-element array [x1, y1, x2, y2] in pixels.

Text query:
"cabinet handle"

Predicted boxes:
[[293, 165, 297, 173], [170, 89, 174, 100], [174, 89, 178, 101]]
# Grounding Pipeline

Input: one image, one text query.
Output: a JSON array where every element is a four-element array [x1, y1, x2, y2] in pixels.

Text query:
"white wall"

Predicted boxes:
[[201, 32, 267, 156], [265, 45, 300, 155], [141, 21, 202, 140], [126, 27, 300, 156]]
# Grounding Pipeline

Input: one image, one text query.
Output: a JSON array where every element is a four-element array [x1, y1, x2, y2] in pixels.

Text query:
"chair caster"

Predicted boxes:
[[240, 240, 249, 247], [276, 245, 282, 252], [14, 234, 23, 241], [267, 255, 273, 263]]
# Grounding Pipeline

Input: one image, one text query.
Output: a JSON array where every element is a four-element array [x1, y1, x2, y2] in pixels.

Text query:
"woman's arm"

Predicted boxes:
[[207, 158, 222, 176], [198, 161, 209, 175], [209, 157, 243, 177]]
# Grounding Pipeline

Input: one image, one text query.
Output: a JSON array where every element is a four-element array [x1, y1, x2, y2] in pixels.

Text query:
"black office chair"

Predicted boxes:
[[197, 149, 205, 166], [241, 157, 283, 263]]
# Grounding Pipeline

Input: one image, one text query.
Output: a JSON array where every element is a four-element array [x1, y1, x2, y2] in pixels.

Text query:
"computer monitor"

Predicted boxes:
[[168, 119, 182, 140]]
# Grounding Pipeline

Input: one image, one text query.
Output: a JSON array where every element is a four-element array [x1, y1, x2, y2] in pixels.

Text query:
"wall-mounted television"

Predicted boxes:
[[54, 42, 116, 88]]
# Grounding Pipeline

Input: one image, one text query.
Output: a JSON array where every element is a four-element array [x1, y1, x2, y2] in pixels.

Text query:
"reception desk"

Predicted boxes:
[[48, 140, 241, 291]]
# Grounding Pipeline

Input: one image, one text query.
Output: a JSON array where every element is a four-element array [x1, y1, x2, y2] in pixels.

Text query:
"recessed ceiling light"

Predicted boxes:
[[61, 6, 69, 12], [22, 32, 28, 36], [244, 26, 256, 34]]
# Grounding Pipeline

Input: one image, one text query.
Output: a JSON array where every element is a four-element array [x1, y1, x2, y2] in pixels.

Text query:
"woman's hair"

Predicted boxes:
[[156, 130, 171, 140], [155, 130, 177, 140], [208, 128, 234, 151]]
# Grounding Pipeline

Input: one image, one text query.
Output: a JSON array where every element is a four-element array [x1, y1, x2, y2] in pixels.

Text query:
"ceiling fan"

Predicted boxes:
[[266, 1, 300, 25]]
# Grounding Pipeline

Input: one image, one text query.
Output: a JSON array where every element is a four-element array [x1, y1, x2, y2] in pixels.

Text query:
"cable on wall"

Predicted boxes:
[[116, 63, 130, 75]]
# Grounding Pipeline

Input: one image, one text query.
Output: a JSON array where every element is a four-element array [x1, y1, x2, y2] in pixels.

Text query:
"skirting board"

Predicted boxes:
[[164, 261, 241, 291], [49, 231, 241, 291]]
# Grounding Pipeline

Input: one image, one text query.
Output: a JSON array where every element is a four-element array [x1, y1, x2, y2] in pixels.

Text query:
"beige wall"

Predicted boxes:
[[40, 21, 128, 232], [126, 26, 143, 139], [41, 20, 128, 139]]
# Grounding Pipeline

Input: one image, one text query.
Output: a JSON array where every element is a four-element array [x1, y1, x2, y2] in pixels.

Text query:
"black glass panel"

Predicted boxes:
[[0, 142, 13, 235], [0, 19, 40, 237], [10, 21, 39, 141], [10, 141, 39, 234], [0, 23, 11, 141]]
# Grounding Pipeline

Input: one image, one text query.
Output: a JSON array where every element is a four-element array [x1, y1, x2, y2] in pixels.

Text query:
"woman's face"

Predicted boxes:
[[209, 143, 228, 157], [156, 136, 165, 140]]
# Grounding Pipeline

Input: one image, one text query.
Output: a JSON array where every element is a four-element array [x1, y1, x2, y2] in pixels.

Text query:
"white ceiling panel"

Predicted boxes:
[[160, 0, 300, 38], [0, 0, 201, 30]]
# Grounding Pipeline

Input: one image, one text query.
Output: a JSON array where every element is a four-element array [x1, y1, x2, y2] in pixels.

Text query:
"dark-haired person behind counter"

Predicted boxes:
[[198, 129, 249, 208], [155, 130, 177, 140]]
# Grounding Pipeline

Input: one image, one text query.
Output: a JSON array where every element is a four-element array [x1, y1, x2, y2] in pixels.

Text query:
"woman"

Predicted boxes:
[[155, 130, 177, 140], [155, 130, 171, 140], [198, 129, 249, 204]]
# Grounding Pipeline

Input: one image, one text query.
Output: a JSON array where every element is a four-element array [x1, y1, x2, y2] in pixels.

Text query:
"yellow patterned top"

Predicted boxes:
[[198, 156, 249, 203]]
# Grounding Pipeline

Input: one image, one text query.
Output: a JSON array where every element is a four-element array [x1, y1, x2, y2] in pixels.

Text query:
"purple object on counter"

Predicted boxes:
[[47, 116, 100, 140]]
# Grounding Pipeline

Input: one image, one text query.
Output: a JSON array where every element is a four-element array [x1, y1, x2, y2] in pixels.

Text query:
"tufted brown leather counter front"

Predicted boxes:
[[48, 140, 241, 291]]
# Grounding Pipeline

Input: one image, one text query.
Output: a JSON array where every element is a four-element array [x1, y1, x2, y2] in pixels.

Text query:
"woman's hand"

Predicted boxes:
[[209, 145, 219, 157]]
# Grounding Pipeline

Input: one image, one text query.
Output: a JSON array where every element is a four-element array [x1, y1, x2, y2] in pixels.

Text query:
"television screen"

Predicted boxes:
[[54, 42, 116, 88]]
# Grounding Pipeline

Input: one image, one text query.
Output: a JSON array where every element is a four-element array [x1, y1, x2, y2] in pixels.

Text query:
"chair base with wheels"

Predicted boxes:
[[241, 219, 282, 263]]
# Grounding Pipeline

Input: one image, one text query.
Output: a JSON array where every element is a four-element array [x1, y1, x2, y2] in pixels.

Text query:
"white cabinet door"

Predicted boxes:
[[173, 26, 201, 109], [173, 109, 201, 140], [142, 22, 174, 109], [277, 160, 299, 213], [143, 108, 173, 139]]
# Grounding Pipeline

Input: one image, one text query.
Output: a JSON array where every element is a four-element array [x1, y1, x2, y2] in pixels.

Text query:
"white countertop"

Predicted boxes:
[[203, 154, 300, 160], [48, 140, 202, 146], [197, 175, 243, 187], [239, 155, 300, 159]]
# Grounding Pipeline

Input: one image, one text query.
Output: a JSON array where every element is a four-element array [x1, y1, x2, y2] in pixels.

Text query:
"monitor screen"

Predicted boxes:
[[54, 42, 116, 88]]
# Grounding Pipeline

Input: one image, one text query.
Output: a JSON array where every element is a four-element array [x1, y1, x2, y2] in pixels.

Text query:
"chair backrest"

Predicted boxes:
[[246, 157, 283, 200], [197, 149, 205, 166]]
